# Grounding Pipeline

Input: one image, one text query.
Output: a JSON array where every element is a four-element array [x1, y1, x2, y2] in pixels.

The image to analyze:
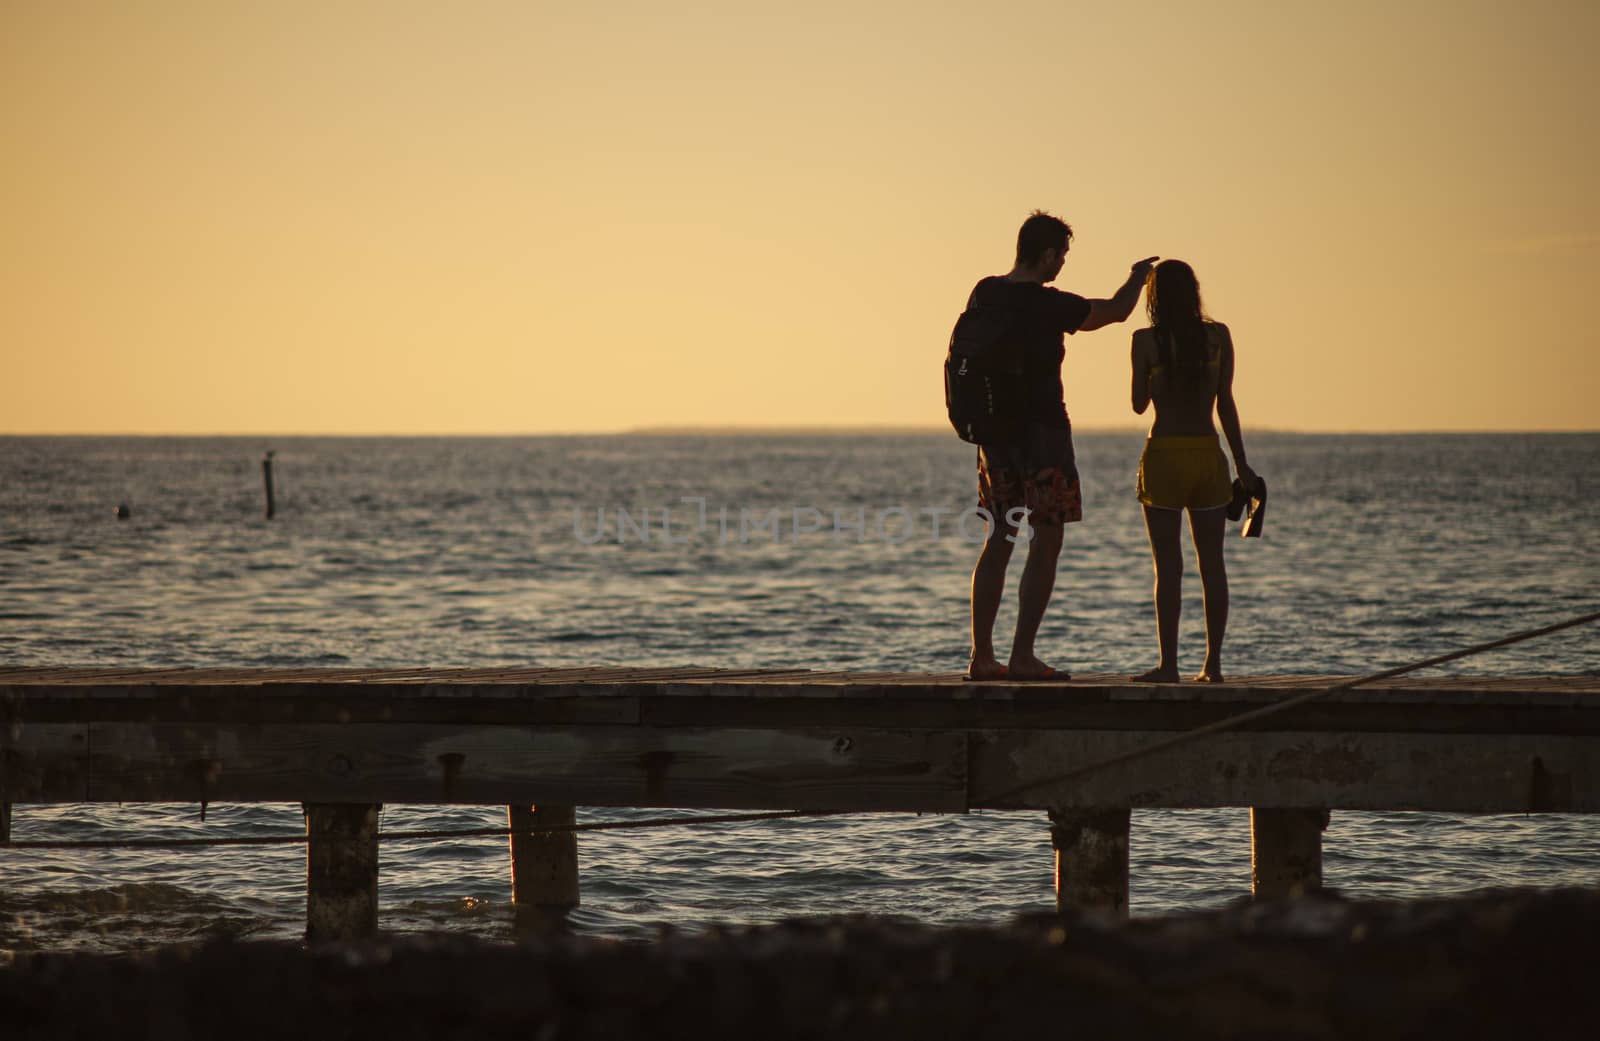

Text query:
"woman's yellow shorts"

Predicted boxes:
[[1137, 435, 1232, 510]]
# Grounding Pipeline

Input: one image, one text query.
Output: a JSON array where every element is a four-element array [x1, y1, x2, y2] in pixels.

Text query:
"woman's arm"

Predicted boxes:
[[1214, 325, 1257, 484], [1131, 330, 1153, 414]]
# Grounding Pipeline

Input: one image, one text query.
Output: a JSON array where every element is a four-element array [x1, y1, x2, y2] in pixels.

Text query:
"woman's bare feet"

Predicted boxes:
[[1133, 666, 1180, 683], [1193, 667, 1226, 683]]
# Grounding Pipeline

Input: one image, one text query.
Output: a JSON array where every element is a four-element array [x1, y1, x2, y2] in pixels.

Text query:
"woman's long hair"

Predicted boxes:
[[1145, 260, 1210, 388]]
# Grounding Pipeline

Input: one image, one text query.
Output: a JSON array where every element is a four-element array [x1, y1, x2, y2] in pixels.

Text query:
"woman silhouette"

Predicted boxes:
[[1130, 260, 1256, 682]]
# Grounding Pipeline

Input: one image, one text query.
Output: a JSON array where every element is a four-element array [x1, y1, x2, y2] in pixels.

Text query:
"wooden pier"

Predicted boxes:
[[3, 665, 1597, 939]]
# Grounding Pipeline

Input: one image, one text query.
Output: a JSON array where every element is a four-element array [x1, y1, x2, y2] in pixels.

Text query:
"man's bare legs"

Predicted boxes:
[[1189, 506, 1229, 681], [1135, 505, 1183, 682], [1009, 519, 1063, 678], [968, 520, 1017, 680], [968, 516, 1065, 680]]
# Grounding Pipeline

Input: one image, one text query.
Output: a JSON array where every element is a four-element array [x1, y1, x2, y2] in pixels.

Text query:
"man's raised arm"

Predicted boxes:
[[1078, 257, 1158, 331]]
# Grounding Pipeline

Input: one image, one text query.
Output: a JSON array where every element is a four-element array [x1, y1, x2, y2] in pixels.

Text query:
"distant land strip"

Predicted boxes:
[[621, 424, 1147, 437]]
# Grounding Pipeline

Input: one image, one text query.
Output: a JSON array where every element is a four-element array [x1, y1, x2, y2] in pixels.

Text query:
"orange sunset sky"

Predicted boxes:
[[3, 1, 1596, 434]]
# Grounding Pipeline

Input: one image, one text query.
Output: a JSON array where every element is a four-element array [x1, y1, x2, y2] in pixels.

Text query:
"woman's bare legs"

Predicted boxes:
[[1136, 505, 1183, 682], [1189, 505, 1229, 681]]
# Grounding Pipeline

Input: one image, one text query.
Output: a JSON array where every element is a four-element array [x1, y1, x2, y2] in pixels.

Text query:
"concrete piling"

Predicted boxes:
[[1251, 807, 1330, 899], [304, 802, 380, 943], [1050, 807, 1131, 917], [509, 804, 580, 914]]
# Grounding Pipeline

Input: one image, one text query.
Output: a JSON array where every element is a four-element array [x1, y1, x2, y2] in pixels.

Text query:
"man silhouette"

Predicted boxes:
[[965, 211, 1156, 681]]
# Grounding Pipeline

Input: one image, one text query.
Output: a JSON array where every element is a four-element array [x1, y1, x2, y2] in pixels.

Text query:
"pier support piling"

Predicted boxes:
[[262, 451, 276, 520], [509, 804, 579, 913], [1049, 807, 1130, 917], [304, 802, 380, 943], [1, 802, 10, 845], [1251, 807, 1330, 899]]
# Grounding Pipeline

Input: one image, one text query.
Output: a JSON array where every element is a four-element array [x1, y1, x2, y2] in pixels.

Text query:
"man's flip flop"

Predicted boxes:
[[963, 664, 1009, 682], [1011, 667, 1068, 682]]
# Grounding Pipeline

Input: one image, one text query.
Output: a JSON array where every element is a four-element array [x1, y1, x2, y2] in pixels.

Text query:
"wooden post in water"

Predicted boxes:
[[1049, 807, 1130, 917], [262, 451, 276, 520], [1251, 807, 1330, 899], [1, 802, 10, 845], [304, 802, 380, 942], [508, 804, 579, 914]]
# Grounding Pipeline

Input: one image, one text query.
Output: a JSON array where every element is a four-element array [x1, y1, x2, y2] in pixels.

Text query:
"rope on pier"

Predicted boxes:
[[3, 607, 1595, 852], [976, 606, 1600, 805]]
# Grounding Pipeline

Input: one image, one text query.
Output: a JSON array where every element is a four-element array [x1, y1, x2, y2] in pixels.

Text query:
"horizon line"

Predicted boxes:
[[3, 426, 1597, 438]]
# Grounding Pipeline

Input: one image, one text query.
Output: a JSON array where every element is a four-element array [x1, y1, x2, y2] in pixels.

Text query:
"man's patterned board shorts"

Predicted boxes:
[[977, 424, 1082, 527]]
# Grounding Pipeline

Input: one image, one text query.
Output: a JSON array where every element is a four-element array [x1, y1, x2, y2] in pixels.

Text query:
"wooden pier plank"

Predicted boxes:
[[78, 722, 970, 812], [0, 668, 183, 685], [3, 666, 1596, 694], [7, 674, 1599, 736], [0, 722, 91, 801], [4, 666, 1598, 817], [969, 729, 1599, 813], [2, 686, 642, 726]]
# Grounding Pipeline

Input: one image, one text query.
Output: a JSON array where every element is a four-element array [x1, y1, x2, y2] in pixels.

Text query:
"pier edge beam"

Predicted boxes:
[[1049, 807, 1130, 918], [1251, 807, 1331, 900], [508, 804, 580, 912], [303, 802, 381, 943]]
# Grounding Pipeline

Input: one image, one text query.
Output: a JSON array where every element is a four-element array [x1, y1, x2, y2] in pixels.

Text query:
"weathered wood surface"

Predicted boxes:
[[5, 674, 1598, 734], [1050, 808, 1130, 917], [2, 666, 1597, 814], [15, 723, 967, 811], [969, 729, 1598, 812], [1250, 807, 1329, 898], [509, 804, 579, 909], [303, 802, 379, 943]]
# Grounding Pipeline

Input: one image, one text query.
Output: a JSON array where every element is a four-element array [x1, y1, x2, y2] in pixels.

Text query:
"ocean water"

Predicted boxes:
[[1, 432, 1596, 952]]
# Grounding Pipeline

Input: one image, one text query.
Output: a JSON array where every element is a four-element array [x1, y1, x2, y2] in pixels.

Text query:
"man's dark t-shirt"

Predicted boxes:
[[966, 276, 1091, 429]]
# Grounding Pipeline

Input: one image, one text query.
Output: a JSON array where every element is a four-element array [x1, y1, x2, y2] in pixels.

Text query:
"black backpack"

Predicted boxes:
[[944, 287, 1025, 446]]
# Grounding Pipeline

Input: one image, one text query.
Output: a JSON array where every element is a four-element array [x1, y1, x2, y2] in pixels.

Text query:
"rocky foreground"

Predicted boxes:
[[3, 888, 1595, 1040]]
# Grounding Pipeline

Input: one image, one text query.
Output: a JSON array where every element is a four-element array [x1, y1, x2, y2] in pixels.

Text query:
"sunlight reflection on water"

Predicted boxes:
[[1, 433, 1596, 950]]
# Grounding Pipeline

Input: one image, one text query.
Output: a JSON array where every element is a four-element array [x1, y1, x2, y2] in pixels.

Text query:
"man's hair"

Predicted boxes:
[[1015, 211, 1073, 265]]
